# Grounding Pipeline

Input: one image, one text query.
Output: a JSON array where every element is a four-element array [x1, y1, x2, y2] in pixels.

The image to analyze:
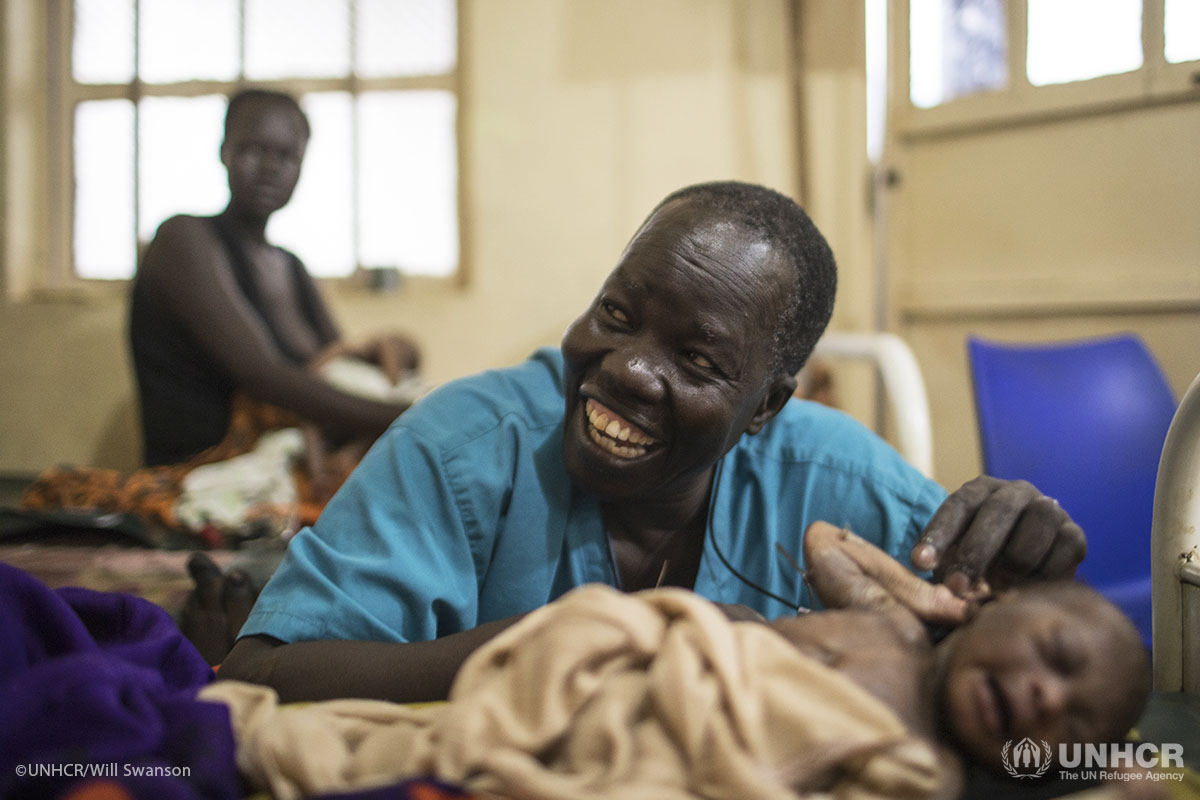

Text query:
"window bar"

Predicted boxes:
[[48, 0, 68, 284], [1010, 0, 1031, 97], [132, 0, 143, 262], [1143, 0, 1166, 77], [238, 0, 247, 83], [350, 0, 363, 275]]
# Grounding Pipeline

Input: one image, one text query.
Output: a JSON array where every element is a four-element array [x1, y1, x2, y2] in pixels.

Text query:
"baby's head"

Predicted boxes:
[[934, 580, 1150, 772]]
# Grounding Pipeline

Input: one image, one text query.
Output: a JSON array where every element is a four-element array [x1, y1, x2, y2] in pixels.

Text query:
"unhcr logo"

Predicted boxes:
[[1001, 739, 1187, 784], [1002, 738, 1052, 778], [1058, 741, 1184, 769]]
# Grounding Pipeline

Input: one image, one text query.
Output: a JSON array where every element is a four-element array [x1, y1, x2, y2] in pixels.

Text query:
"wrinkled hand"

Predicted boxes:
[[911, 476, 1086, 597], [804, 521, 970, 634]]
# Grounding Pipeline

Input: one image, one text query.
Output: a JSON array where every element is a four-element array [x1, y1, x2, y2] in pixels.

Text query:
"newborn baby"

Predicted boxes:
[[768, 522, 1151, 794]]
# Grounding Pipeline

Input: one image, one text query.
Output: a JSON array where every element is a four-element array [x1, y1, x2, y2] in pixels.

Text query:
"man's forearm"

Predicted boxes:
[[219, 614, 526, 703]]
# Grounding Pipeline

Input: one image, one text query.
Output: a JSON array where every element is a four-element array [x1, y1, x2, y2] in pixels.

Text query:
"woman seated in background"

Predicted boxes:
[[129, 87, 421, 473]]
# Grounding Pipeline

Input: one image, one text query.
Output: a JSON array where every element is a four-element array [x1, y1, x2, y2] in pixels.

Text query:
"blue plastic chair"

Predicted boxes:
[[966, 333, 1177, 645]]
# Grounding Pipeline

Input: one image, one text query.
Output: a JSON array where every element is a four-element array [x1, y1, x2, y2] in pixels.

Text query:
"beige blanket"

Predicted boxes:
[[200, 585, 944, 800]]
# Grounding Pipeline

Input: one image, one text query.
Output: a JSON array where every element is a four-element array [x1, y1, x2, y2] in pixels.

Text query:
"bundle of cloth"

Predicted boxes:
[[19, 396, 324, 549], [201, 584, 945, 800]]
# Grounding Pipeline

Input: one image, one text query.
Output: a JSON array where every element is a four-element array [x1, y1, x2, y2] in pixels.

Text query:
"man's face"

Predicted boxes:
[[938, 588, 1140, 770], [221, 99, 307, 220], [560, 198, 793, 507]]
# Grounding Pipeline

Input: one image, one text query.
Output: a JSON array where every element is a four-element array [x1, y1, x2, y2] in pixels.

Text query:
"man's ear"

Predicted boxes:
[[745, 373, 797, 436]]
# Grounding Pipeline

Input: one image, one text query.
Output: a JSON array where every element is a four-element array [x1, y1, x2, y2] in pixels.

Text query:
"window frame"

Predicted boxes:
[[40, 0, 466, 291], [891, 0, 1200, 139]]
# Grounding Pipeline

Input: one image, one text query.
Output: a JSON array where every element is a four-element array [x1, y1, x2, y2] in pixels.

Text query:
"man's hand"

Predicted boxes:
[[911, 476, 1086, 596]]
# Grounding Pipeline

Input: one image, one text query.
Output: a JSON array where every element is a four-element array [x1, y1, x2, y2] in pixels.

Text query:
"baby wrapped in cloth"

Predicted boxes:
[[201, 584, 944, 800]]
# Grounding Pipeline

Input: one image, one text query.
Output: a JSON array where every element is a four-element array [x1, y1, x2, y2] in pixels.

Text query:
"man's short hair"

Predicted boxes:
[[647, 182, 837, 377], [224, 88, 311, 142]]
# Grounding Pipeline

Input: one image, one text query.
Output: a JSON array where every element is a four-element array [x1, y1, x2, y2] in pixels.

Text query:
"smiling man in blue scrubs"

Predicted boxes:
[[220, 182, 1085, 702]]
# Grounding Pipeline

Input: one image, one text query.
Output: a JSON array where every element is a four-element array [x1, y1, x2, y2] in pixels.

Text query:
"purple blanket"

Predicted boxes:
[[0, 561, 480, 800], [0, 561, 240, 800]]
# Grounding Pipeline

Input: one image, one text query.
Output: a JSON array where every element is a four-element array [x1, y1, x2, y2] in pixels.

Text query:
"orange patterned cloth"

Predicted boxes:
[[19, 395, 349, 547]]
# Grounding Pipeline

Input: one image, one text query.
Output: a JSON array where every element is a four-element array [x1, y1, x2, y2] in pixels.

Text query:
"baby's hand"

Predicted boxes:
[[804, 521, 972, 632], [353, 332, 420, 382]]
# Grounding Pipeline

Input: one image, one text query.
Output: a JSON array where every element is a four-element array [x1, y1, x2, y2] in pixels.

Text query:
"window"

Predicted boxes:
[[60, 0, 459, 281], [909, 0, 1008, 109], [1025, 0, 1142, 86], [896, 0, 1200, 133], [1165, 0, 1200, 63]]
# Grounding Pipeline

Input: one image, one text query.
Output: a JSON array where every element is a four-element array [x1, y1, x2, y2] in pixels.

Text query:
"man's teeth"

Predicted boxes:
[[585, 400, 655, 457], [587, 403, 652, 445]]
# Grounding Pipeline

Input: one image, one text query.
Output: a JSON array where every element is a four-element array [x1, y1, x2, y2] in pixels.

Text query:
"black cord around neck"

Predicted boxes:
[[705, 459, 805, 613]]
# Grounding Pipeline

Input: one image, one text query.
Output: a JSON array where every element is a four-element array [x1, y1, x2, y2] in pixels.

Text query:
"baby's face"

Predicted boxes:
[[936, 583, 1147, 771]]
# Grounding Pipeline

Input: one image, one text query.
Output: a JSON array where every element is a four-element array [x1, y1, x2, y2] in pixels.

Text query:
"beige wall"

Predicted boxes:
[[794, 0, 881, 429], [889, 102, 1200, 490], [3, 0, 1197, 494], [0, 0, 800, 473]]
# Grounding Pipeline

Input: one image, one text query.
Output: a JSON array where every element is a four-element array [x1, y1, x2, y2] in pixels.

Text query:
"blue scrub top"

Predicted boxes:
[[241, 348, 947, 644]]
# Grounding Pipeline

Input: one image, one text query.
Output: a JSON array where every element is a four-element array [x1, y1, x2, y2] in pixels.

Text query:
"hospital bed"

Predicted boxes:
[[1152, 368, 1200, 694], [811, 330, 934, 477], [1138, 368, 1200, 785]]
